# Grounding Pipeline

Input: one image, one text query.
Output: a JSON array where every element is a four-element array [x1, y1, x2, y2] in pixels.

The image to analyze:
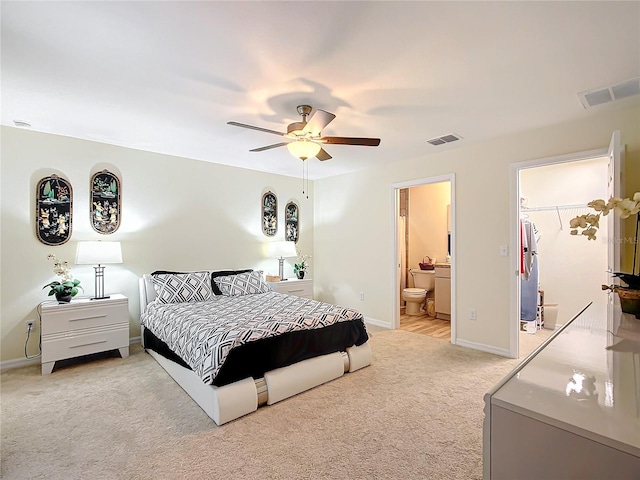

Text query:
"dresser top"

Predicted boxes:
[[40, 293, 128, 310], [490, 305, 640, 455]]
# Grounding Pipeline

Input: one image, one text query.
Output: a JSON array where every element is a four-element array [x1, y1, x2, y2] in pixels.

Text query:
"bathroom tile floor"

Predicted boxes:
[[399, 312, 450, 339]]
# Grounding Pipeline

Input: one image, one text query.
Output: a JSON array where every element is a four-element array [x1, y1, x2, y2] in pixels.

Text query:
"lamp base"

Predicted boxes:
[[90, 295, 111, 301]]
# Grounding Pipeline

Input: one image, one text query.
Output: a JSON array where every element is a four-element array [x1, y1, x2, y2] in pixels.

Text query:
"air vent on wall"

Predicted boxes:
[[578, 77, 640, 109], [427, 133, 462, 146]]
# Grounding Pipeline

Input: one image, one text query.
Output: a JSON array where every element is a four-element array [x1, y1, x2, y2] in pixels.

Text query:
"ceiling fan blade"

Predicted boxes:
[[316, 148, 332, 161], [302, 110, 336, 136], [249, 142, 290, 152], [321, 136, 381, 146], [227, 121, 285, 136]]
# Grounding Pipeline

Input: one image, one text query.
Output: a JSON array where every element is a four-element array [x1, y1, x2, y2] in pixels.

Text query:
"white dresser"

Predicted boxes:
[[267, 278, 313, 299], [483, 303, 640, 479], [40, 294, 130, 375]]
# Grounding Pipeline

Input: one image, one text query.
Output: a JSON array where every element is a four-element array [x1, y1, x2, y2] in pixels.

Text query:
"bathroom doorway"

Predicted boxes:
[[510, 132, 620, 357], [392, 175, 456, 343]]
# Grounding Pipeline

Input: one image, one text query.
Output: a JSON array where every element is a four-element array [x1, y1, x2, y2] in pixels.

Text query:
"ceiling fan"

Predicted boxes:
[[227, 105, 380, 161]]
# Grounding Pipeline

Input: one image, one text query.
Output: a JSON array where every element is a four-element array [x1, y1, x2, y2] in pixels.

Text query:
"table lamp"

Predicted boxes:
[[268, 241, 297, 280], [75, 241, 123, 299]]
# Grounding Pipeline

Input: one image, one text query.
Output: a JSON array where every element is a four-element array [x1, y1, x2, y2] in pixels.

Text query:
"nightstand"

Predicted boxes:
[[39, 294, 130, 375], [267, 278, 313, 299]]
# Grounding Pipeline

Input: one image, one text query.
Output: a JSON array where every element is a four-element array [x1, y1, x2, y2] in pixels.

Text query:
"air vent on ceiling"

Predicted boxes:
[[578, 77, 640, 109], [427, 133, 462, 146]]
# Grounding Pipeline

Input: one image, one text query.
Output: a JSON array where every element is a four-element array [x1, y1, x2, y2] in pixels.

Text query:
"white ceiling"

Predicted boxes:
[[2, 1, 639, 179]]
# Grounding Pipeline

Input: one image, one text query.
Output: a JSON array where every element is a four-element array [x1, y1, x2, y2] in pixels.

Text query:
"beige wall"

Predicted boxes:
[[0, 127, 313, 363], [314, 105, 640, 353], [407, 182, 451, 274]]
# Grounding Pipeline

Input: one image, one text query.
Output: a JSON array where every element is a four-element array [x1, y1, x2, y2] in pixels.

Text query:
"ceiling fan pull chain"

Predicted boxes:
[[306, 161, 309, 199]]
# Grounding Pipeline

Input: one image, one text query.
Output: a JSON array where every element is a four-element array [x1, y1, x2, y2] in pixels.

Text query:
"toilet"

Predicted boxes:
[[403, 269, 436, 315]]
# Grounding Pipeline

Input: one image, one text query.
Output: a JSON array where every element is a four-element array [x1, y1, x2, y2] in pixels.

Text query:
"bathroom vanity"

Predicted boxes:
[[434, 264, 451, 320], [483, 303, 640, 479]]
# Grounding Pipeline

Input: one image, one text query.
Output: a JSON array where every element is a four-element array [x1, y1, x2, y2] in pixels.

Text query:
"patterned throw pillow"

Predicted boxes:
[[214, 270, 271, 296], [152, 271, 214, 304]]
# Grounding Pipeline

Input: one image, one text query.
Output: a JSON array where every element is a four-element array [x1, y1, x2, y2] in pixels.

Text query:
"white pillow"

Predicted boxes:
[[152, 271, 214, 304], [214, 270, 271, 296]]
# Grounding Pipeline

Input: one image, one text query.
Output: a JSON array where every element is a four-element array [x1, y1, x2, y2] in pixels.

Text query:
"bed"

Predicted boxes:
[[139, 269, 372, 425]]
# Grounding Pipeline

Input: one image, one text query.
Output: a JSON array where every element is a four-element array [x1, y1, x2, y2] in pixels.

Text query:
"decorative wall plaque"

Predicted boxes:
[[262, 191, 277, 237], [285, 201, 299, 243], [91, 170, 121, 234], [36, 174, 73, 245]]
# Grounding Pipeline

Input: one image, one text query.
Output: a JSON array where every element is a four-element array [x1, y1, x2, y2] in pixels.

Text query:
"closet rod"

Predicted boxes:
[[521, 203, 589, 230], [521, 203, 588, 212]]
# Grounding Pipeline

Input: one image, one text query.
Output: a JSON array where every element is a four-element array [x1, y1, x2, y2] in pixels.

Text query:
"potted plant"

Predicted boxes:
[[570, 192, 640, 317], [294, 250, 311, 280], [43, 254, 83, 303]]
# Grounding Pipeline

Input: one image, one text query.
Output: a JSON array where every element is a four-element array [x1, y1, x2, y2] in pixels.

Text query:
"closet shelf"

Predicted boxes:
[[521, 203, 588, 212], [521, 203, 589, 230]]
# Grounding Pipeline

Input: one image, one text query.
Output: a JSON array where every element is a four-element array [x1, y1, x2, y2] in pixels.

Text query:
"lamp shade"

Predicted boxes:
[[268, 241, 297, 259], [75, 241, 123, 265], [287, 140, 321, 160]]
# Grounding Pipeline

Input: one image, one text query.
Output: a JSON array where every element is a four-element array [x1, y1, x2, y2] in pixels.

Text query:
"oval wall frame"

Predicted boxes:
[[91, 169, 121, 234], [36, 174, 73, 246], [285, 201, 299, 243], [262, 191, 277, 237]]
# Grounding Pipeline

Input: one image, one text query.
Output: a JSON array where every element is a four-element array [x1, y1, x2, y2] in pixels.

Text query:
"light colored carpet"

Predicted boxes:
[[1, 329, 548, 480]]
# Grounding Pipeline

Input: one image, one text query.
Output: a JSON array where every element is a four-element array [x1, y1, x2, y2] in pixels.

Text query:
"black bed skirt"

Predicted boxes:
[[143, 320, 369, 387]]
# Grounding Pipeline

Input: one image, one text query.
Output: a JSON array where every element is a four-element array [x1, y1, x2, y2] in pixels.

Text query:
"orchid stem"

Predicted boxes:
[[634, 214, 639, 276]]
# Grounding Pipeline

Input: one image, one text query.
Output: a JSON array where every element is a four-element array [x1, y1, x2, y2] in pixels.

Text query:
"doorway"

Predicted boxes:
[[392, 174, 456, 343], [510, 132, 620, 357]]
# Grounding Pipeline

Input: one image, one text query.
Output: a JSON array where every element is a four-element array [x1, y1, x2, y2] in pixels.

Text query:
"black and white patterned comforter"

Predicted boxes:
[[140, 291, 366, 385]]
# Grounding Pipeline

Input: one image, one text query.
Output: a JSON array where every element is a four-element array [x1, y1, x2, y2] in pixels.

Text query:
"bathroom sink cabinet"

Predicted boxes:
[[434, 265, 451, 320]]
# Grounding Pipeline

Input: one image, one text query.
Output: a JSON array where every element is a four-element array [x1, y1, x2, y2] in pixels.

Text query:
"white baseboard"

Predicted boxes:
[[0, 356, 40, 371], [455, 338, 512, 358], [364, 316, 391, 329], [0, 336, 141, 372]]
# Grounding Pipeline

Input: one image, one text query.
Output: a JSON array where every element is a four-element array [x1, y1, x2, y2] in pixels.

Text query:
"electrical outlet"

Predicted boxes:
[[359, 292, 365, 301], [26, 320, 35, 332], [469, 309, 477, 321]]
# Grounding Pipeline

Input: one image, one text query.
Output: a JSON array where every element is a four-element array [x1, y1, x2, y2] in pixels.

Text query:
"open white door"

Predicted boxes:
[[606, 131, 622, 320]]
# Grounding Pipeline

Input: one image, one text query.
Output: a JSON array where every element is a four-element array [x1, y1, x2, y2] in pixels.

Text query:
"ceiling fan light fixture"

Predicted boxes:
[[287, 140, 321, 160]]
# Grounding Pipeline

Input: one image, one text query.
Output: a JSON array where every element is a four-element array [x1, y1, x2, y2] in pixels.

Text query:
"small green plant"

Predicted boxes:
[[294, 250, 311, 275], [43, 279, 82, 298]]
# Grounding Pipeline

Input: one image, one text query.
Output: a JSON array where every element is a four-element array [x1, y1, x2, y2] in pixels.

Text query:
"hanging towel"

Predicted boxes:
[[522, 220, 538, 281], [521, 255, 539, 322], [520, 219, 525, 275]]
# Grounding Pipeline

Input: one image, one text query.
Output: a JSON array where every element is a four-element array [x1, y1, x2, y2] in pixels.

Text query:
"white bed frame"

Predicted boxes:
[[139, 274, 372, 425]]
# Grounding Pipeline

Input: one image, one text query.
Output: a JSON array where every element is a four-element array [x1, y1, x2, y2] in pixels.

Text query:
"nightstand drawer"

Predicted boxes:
[[279, 284, 312, 298], [268, 279, 313, 298], [42, 301, 128, 335], [41, 324, 129, 363]]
